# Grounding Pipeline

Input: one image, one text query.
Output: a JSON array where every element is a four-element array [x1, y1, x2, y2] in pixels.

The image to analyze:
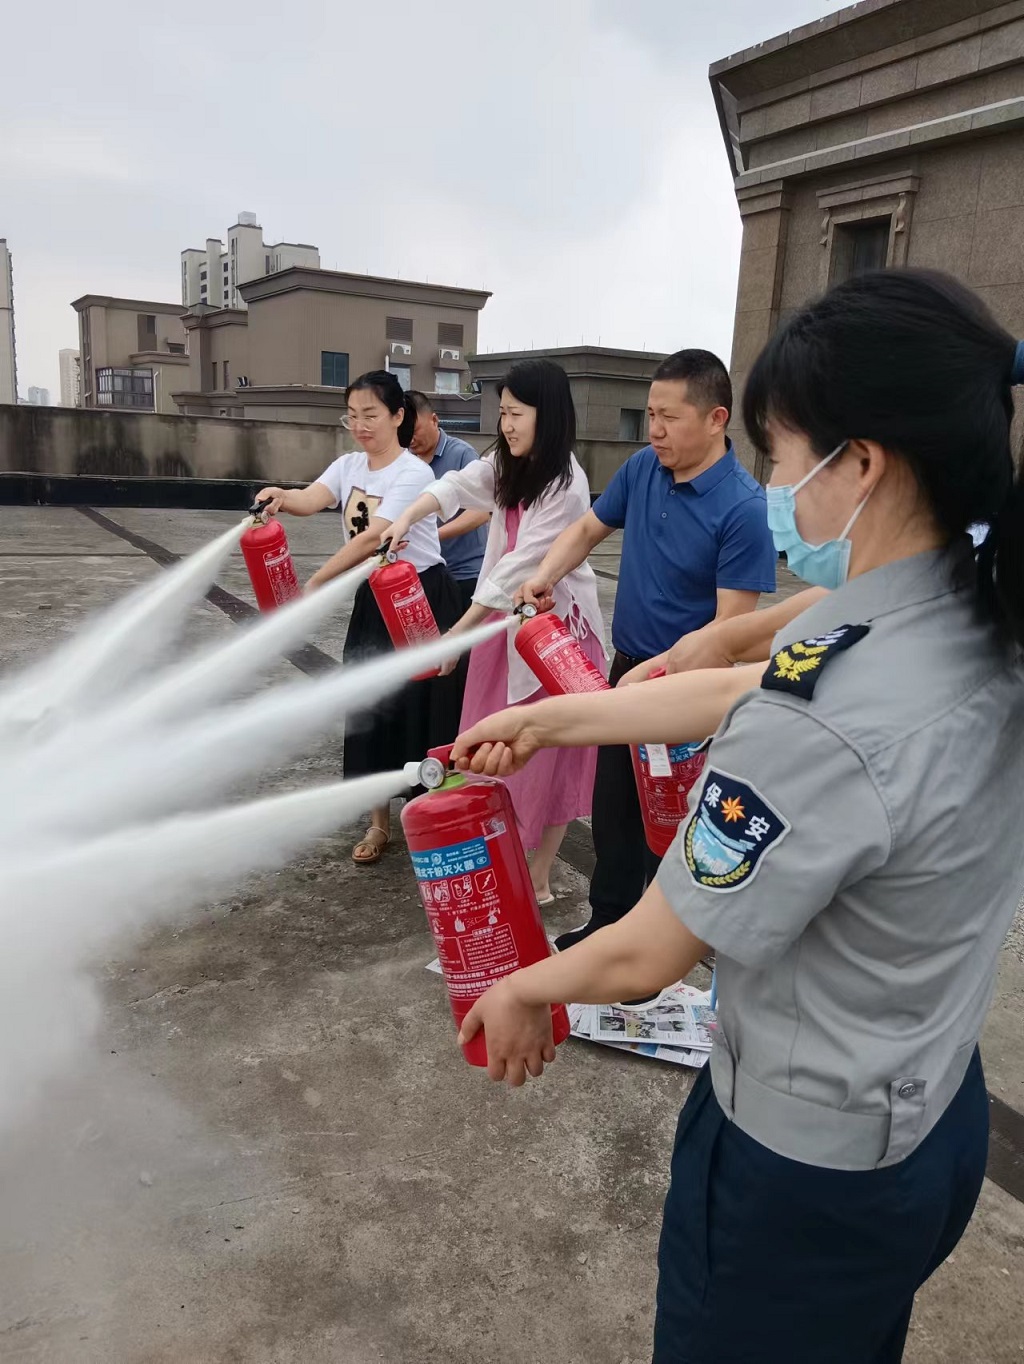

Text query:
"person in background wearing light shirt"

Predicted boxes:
[[406, 391, 490, 614], [386, 360, 607, 906]]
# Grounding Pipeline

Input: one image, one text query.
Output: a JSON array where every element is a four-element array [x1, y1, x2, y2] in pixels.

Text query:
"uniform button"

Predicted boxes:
[[898, 1082, 917, 1099], [661, 512, 668, 519]]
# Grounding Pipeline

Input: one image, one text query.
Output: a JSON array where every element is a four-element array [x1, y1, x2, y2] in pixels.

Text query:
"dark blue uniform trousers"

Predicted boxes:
[[653, 1049, 989, 1363]]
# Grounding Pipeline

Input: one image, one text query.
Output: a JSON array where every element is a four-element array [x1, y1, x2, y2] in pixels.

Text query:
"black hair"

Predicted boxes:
[[653, 349, 732, 419], [743, 267, 1024, 648], [405, 390, 434, 417], [492, 359, 576, 510], [345, 370, 415, 447]]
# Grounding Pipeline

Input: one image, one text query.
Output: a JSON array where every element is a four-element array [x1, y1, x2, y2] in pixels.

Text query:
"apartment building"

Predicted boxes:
[[59, 349, 81, 407], [0, 240, 16, 407], [72, 295, 189, 414], [173, 266, 490, 425], [181, 212, 320, 311]]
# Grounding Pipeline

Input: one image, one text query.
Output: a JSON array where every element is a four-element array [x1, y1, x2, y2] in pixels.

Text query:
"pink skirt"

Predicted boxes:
[[460, 620, 605, 851]]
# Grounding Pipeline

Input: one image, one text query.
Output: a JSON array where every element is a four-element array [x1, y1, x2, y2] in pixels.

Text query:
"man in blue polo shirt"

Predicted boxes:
[[407, 391, 489, 612], [518, 350, 777, 951]]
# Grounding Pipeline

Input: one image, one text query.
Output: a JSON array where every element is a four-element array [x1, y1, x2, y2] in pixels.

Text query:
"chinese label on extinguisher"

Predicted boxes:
[[263, 546, 301, 605], [410, 836, 522, 1001], [391, 584, 436, 645], [637, 743, 707, 822], [536, 637, 606, 694]]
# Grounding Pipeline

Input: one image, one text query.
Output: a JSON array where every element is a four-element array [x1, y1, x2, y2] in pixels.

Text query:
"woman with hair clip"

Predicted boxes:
[[450, 270, 1024, 1363], [255, 369, 462, 866], [385, 358, 606, 905]]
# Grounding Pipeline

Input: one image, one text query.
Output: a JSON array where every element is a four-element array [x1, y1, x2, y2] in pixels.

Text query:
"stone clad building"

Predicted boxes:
[[711, 0, 1024, 476]]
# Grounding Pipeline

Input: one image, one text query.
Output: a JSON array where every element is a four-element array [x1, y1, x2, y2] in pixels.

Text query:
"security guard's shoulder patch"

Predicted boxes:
[[684, 768, 790, 893], [761, 623, 869, 701]]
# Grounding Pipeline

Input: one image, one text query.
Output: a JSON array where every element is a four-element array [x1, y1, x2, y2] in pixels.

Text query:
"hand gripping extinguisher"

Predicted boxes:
[[241, 498, 302, 612], [630, 668, 709, 857], [513, 603, 610, 696], [401, 744, 571, 1067], [369, 540, 441, 681]]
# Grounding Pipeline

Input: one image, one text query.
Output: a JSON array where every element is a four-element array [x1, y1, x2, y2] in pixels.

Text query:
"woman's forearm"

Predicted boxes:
[[452, 601, 493, 633], [529, 662, 766, 748], [512, 883, 707, 1006], [309, 529, 379, 586], [719, 587, 828, 664]]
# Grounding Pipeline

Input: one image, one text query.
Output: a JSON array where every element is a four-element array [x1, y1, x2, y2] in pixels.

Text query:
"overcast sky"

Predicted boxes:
[[3, 0, 839, 399]]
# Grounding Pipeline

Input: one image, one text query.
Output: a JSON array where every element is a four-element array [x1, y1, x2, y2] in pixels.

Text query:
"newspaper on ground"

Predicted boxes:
[[425, 957, 715, 1070]]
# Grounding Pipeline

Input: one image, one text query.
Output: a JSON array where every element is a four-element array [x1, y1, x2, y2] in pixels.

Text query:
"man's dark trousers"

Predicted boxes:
[[588, 649, 662, 927]]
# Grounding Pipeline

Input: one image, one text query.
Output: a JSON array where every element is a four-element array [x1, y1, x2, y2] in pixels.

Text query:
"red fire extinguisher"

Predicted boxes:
[[369, 542, 441, 681], [241, 499, 302, 612], [631, 668, 709, 858], [513, 603, 610, 696], [401, 744, 571, 1068]]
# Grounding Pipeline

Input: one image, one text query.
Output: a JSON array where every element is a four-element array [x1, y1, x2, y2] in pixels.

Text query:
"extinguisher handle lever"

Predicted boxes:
[[248, 496, 273, 519], [377, 536, 399, 564]]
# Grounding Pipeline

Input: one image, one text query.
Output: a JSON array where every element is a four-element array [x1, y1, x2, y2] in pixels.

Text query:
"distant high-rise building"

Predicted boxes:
[[0, 240, 16, 406], [59, 348, 82, 407], [27, 387, 50, 406], [180, 211, 320, 311]]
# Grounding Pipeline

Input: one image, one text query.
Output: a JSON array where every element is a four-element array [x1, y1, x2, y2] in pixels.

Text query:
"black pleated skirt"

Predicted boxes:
[[342, 563, 466, 779]]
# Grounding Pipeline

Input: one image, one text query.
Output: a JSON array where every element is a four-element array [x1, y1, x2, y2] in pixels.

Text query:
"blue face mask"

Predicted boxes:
[[765, 441, 871, 590]]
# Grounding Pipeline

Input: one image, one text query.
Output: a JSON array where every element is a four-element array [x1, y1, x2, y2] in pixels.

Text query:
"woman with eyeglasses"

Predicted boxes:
[[384, 358, 607, 905], [256, 369, 462, 865]]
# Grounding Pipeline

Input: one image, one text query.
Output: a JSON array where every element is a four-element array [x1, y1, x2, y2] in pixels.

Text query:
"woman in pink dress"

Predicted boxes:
[[386, 359, 607, 903]]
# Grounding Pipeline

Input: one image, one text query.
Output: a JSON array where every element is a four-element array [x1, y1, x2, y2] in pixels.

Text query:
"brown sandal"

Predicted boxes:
[[352, 825, 391, 865]]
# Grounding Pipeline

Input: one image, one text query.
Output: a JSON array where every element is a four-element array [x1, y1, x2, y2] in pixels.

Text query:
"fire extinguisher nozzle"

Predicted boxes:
[[402, 760, 425, 788]]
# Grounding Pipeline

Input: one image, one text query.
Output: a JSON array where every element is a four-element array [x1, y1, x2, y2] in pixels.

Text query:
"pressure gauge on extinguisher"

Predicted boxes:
[[403, 754, 449, 790], [514, 602, 538, 621]]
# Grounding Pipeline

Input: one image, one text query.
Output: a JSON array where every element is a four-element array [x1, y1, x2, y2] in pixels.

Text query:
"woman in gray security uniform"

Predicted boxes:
[[454, 268, 1024, 1362]]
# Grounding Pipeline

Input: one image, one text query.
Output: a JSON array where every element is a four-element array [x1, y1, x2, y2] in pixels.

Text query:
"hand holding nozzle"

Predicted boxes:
[[251, 488, 287, 520], [379, 514, 413, 560], [514, 575, 556, 615]]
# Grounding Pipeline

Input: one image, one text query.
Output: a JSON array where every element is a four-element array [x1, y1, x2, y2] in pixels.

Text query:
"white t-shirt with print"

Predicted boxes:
[[315, 450, 444, 573]]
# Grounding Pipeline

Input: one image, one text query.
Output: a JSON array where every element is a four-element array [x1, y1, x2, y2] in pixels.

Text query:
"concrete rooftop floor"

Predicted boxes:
[[0, 505, 1022, 1364]]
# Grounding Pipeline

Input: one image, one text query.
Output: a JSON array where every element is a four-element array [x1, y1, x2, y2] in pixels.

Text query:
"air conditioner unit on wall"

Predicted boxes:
[[439, 346, 461, 362], [389, 341, 412, 357]]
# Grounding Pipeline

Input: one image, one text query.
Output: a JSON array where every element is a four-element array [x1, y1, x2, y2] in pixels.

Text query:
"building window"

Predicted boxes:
[[438, 322, 464, 348], [95, 366, 154, 410], [386, 316, 413, 343], [321, 351, 350, 387], [829, 217, 891, 285], [618, 408, 644, 442], [433, 370, 460, 394], [223, 360, 230, 390], [200, 269, 207, 281], [137, 313, 157, 351], [265, 254, 271, 273], [389, 364, 412, 390], [167, 342, 186, 355]]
